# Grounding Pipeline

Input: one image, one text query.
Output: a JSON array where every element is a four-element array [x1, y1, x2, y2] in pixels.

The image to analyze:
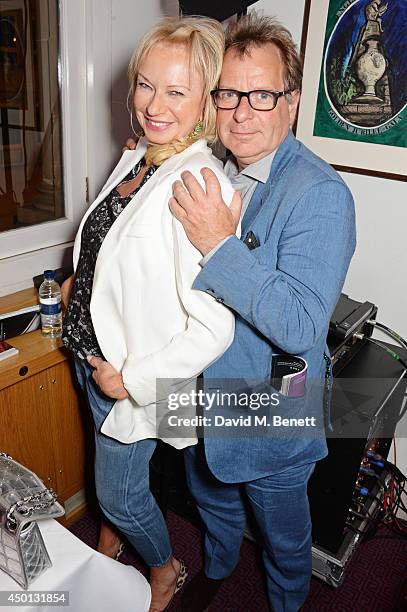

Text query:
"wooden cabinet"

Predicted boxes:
[[0, 328, 92, 527]]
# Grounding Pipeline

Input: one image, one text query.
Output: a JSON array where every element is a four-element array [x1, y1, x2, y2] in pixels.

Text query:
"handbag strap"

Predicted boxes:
[[6, 489, 58, 533]]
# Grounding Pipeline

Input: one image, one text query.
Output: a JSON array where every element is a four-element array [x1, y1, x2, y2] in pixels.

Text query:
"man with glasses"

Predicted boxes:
[[170, 13, 356, 612]]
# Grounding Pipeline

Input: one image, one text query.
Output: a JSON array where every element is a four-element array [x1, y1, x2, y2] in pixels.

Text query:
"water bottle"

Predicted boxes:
[[39, 270, 62, 338]]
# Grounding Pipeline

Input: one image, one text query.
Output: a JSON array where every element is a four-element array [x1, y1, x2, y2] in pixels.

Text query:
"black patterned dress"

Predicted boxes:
[[62, 159, 157, 360]]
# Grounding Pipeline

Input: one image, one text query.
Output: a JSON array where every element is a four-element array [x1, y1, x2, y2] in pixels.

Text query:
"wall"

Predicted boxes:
[[111, 0, 178, 156]]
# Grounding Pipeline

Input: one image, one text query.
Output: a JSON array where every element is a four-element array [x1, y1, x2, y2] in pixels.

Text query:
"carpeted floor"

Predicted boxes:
[[69, 510, 407, 612]]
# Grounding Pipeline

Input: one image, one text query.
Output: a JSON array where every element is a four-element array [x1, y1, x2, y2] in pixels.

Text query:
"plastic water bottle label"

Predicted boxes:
[[41, 303, 61, 315], [40, 297, 61, 316]]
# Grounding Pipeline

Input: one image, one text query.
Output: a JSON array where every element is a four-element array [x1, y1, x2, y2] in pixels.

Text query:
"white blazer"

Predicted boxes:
[[72, 138, 236, 449]]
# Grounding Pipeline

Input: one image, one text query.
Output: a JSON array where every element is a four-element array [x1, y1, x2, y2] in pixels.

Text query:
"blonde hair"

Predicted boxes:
[[128, 17, 225, 166], [225, 13, 302, 94]]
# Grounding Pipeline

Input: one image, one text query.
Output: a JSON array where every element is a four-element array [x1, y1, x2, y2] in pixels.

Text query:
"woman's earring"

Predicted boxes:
[[130, 111, 144, 138], [127, 90, 144, 138], [189, 120, 203, 139]]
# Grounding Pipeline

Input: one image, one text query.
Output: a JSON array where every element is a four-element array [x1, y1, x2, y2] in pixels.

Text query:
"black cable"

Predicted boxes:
[[361, 462, 407, 537], [391, 482, 401, 514], [392, 480, 407, 514], [393, 496, 407, 516], [349, 508, 374, 521], [383, 467, 407, 536], [385, 460, 407, 482], [362, 337, 407, 422], [363, 337, 407, 371], [368, 320, 407, 352], [396, 493, 407, 514]]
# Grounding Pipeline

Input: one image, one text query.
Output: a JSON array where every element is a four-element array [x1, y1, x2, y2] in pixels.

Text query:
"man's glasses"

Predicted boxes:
[[211, 89, 291, 111]]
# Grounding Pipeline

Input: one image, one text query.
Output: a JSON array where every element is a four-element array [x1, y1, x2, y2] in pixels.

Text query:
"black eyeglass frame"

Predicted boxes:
[[210, 88, 291, 111]]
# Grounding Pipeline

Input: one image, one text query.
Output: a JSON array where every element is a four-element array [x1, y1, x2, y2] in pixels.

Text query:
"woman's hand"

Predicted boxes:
[[61, 274, 74, 312], [122, 137, 138, 152], [87, 356, 129, 400]]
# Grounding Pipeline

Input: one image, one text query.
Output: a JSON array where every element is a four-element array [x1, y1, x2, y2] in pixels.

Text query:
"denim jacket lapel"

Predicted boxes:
[[240, 131, 298, 237], [241, 180, 270, 236]]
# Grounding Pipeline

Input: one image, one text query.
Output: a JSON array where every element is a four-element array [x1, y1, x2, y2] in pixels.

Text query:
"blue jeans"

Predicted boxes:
[[74, 358, 172, 567], [185, 444, 315, 612]]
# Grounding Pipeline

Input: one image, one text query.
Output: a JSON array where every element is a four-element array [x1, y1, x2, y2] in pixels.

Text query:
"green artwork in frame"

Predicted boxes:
[[297, 0, 407, 180], [313, 0, 407, 147]]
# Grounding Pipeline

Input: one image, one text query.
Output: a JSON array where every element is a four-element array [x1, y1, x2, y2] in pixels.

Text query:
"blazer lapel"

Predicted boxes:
[[73, 140, 148, 268], [91, 139, 148, 212], [241, 180, 272, 237], [92, 138, 210, 285], [96, 139, 209, 237], [101, 148, 146, 196], [99, 138, 211, 233], [240, 131, 298, 239]]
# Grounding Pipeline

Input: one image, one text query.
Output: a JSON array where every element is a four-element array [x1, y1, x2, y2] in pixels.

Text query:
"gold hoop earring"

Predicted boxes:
[[127, 90, 144, 138], [130, 110, 144, 138]]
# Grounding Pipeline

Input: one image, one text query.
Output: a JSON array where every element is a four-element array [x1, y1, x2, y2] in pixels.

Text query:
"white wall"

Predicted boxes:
[[85, 0, 179, 199], [252, 0, 306, 41], [110, 0, 179, 166]]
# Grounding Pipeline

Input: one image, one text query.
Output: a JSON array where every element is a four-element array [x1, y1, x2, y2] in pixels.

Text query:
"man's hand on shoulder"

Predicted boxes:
[[169, 167, 242, 256]]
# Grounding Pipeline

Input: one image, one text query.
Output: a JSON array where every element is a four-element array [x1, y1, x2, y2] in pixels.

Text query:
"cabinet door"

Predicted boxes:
[[0, 371, 57, 487], [46, 361, 89, 501]]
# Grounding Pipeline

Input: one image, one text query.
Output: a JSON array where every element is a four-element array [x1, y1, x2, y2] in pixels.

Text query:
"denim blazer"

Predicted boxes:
[[193, 131, 357, 482]]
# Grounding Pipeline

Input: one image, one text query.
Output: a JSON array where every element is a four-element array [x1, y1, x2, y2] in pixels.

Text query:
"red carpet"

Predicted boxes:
[[70, 511, 407, 611]]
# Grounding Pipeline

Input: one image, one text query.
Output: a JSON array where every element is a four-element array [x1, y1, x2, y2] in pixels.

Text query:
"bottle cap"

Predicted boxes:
[[44, 270, 55, 279]]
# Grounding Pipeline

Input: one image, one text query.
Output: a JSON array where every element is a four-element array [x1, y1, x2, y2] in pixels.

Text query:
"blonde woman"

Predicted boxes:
[[61, 17, 238, 612]]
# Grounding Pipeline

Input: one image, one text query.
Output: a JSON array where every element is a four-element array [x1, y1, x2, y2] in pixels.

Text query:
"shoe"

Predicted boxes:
[[114, 540, 125, 561], [178, 569, 224, 612], [150, 559, 188, 612], [97, 534, 124, 561], [166, 559, 188, 608]]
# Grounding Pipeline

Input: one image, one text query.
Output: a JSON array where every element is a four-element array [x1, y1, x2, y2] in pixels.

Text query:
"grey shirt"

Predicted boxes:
[[201, 150, 276, 265]]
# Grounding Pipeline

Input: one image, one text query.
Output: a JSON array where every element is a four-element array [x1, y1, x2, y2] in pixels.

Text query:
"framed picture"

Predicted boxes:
[[296, 0, 407, 181]]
